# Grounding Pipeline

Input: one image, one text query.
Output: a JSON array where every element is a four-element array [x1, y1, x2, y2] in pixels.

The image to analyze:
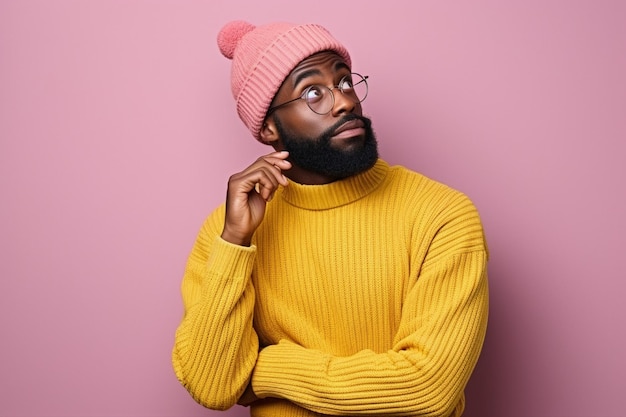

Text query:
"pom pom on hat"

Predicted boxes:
[[217, 20, 351, 141], [217, 20, 255, 59]]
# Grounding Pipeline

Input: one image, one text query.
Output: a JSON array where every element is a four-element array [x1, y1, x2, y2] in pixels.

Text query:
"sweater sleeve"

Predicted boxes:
[[251, 198, 489, 417], [172, 207, 259, 410]]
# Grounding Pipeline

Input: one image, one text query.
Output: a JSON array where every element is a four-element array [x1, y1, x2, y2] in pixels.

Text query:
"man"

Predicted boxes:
[[172, 20, 489, 417]]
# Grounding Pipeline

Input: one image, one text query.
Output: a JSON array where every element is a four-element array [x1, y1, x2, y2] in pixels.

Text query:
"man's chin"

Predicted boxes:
[[329, 133, 366, 151]]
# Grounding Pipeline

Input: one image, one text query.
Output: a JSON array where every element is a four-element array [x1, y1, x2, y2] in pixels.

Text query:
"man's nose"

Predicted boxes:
[[330, 88, 357, 116]]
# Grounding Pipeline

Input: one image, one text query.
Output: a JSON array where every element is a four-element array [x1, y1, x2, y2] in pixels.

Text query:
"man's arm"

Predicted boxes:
[[172, 208, 259, 409], [172, 151, 291, 409]]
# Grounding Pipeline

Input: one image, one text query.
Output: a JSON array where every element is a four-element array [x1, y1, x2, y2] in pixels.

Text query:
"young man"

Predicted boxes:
[[173, 20, 489, 417]]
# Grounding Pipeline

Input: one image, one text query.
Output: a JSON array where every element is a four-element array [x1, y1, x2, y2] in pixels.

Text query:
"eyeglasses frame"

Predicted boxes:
[[266, 73, 369, 116]]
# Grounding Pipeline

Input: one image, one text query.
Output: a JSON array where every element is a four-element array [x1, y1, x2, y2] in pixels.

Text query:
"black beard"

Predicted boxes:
[[274, 114, 379, 180]]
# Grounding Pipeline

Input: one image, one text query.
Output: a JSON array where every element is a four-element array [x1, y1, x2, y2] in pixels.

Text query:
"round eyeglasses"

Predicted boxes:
[[267, 73, 369, 116]]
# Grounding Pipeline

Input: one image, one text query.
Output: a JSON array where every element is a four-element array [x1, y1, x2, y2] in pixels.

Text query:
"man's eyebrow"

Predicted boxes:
[[333, 61, 351, 73], [291, 61, 351, 89], [292, 68, 323, 89]]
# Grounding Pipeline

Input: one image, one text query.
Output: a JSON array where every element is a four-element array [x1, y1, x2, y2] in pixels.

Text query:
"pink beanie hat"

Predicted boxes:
[[217, 20, 351, 140]]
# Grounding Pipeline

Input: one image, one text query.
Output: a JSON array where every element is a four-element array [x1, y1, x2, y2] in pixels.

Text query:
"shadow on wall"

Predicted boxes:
[[463, 248, 535, 417]]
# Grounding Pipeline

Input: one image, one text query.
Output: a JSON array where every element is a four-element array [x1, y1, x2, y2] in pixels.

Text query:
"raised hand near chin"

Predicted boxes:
[[221, 151, 291, 246]]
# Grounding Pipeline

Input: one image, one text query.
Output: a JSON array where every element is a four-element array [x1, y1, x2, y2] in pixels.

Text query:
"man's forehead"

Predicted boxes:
[[295, 51, 347, 69]]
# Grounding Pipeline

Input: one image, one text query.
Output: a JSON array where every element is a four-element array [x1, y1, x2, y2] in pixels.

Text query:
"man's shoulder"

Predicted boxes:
[[198, 203, 226, 234], [380, 163, 480, 221]]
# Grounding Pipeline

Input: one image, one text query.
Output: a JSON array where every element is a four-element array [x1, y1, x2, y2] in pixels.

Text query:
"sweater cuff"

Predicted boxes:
[[207, 237, 257, 283]]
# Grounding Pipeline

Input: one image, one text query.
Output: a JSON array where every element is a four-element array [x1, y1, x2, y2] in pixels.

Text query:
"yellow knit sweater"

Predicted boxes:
[[173, 159, 489, 417]]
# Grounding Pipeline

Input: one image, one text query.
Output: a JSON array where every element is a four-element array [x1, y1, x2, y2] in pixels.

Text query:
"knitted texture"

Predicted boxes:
[[217, 20, 351, 141], [172, 159, 489, 416]]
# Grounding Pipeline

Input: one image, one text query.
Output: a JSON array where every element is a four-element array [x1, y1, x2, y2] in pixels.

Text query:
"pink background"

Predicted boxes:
[[1, 1, 625, 416]]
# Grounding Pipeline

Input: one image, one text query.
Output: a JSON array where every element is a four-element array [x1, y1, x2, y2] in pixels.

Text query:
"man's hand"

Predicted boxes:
[[221, 151, 291, 246]]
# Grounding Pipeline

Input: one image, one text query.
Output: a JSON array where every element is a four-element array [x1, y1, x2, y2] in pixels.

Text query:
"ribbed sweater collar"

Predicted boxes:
[[280, 159, 389, 210]]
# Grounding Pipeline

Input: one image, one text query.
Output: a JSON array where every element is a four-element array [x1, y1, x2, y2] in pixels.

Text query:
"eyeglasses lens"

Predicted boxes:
[[307, 73, 368, 114]]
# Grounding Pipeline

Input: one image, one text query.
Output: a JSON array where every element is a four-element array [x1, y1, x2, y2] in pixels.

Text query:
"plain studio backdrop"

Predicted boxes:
[[1, 1, 624, 416]]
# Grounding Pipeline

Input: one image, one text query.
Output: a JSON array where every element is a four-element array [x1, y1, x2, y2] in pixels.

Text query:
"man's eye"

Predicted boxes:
[[339, 79, 354, 90], [304, 86, 324, 103]]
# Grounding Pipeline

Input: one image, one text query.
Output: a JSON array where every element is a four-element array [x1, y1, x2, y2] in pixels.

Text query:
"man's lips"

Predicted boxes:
[[331, 119, 365, 140]]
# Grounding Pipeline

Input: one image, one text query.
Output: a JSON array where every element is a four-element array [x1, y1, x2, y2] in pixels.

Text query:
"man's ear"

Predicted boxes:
[[259, 117, 280, 145]]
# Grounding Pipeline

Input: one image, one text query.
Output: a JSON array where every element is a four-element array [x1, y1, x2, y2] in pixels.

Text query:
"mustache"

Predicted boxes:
[[321, 114, 372, 139]]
